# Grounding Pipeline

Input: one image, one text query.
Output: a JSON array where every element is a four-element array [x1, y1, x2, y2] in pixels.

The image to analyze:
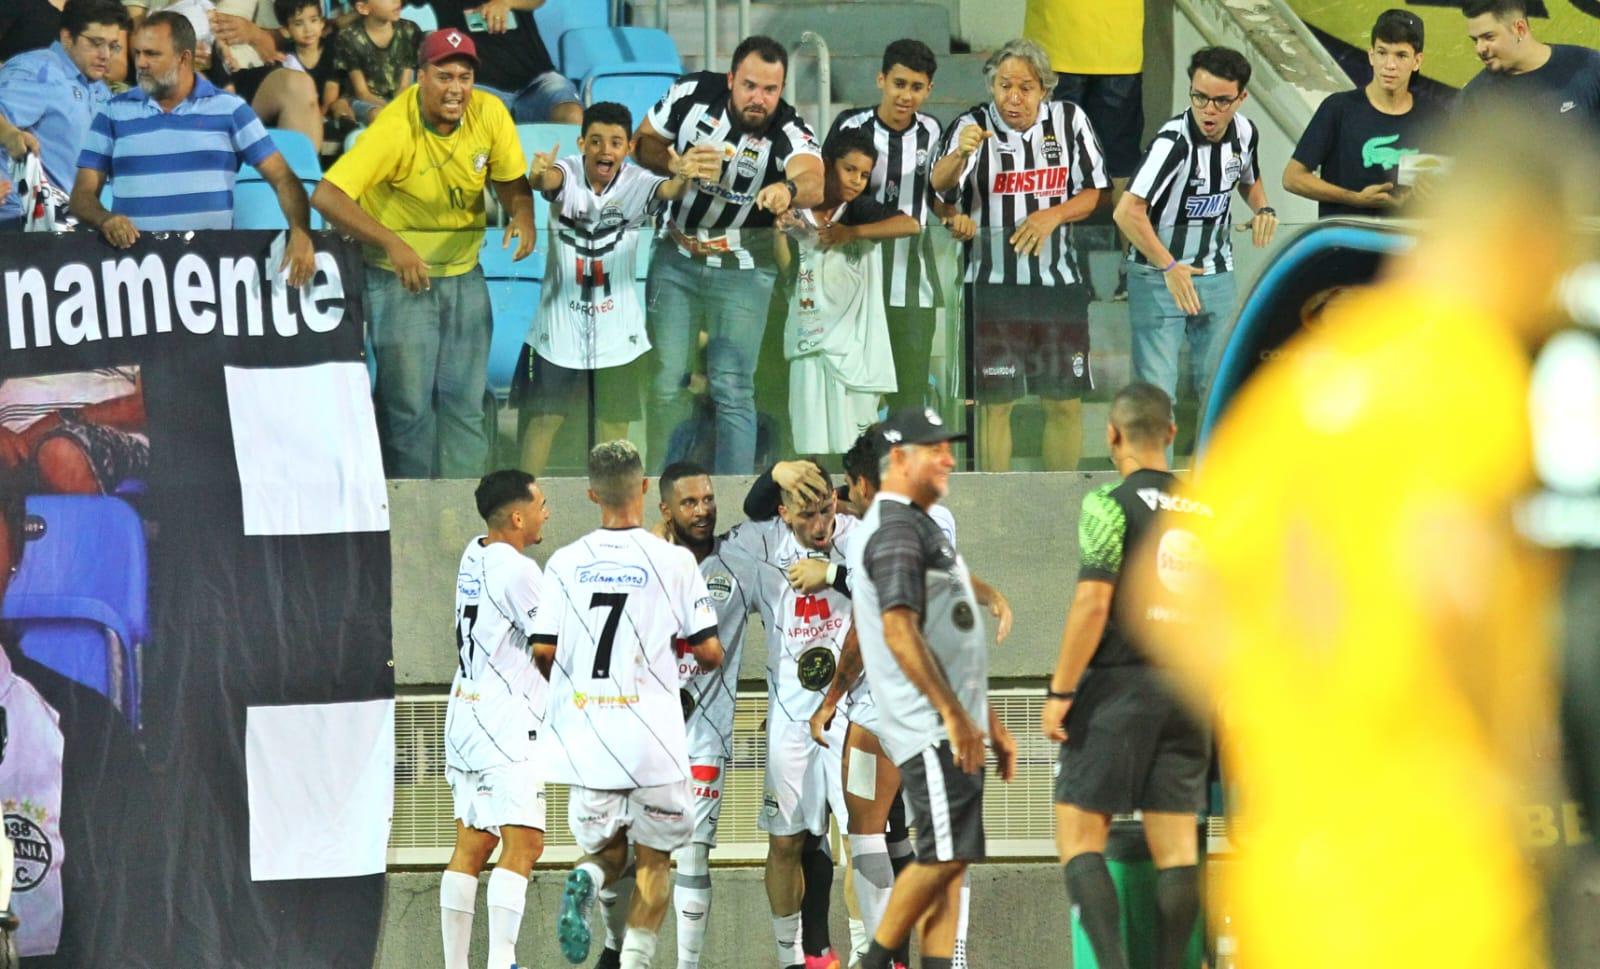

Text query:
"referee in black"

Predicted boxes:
[[1041, 383, 1210, 969]]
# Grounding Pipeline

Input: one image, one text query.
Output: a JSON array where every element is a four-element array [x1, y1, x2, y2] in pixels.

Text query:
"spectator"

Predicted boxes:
[[515, 101, 706, 475], [1114, 46, 1276, 448], [633, 35, 824, 474], [427, 0, 581, 125], [1461, 0, 1600, 129], [121, 0, 326, 150], [332, 0, 420, 124], [1284, 9, 1435, 218], [930, 37, 1109, 472], [775, 127, 918, 455], [274, 0, 355, 132], [312, 28, 535, 479], [829, 39, 974, 416], [0, 0, 129, 231], [1025, 0, 1143, 300], [68, 11, 315, 277]]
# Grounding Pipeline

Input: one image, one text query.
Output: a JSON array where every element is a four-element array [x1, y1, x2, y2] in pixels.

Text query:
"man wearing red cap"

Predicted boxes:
[[313, 28, 535, 479]]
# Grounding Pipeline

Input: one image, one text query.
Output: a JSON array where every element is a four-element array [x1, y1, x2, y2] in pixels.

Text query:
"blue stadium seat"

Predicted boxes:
[[262, 128, 323, 182], [533, 0, 610, 74], [515, 122, 579, 277], [480, 232, 540, 401], [400, 3, 436, 31], [584, 69, 678, 133], [3, 495, 149, 728], [237, 128, 325, 228], [233, 179, 289, 229], [560, 26, 681, 83]]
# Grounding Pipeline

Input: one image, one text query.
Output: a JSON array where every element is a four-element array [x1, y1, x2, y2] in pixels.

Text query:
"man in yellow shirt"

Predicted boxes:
[[1025, 0, 1143, 298], [1141, 107, 1595, 967], [313, 28, 534, 478]]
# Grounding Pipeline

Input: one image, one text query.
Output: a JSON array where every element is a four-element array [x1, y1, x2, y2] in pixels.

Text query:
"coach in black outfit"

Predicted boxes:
[[1042, 383, 1209, 969]]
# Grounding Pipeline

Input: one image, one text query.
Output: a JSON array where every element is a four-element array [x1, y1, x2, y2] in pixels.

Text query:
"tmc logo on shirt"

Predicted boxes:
[[1183, 193, 1229, 219]]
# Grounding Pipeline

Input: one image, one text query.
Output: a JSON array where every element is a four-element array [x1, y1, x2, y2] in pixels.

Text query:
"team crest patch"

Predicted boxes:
[[735, 146, 761, 179], [1042, 134, 1062, 165], [596, 205, 626, 231], [706, 572, 733, 602], [1072, 352, 1086, 378], [797, 645, 837, 692], [1224, 155, 1242, 181], [5, 813, 51, 892], [916, 147, 929, 171], [952, 600, 975, 632], [473, 152, 489, 173]]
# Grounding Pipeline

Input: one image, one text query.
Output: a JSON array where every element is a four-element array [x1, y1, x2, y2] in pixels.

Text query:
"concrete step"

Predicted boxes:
[[630, 1, 952, 73]]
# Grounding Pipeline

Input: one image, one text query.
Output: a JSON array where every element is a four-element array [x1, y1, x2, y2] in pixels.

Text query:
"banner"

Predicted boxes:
[[0, 230, 393, 967]]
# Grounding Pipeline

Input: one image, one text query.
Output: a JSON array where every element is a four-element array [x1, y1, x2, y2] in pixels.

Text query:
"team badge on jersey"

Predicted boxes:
[[1072, 352, 1086, 378], [1224, 155, 1242, 181], [1042, 134, 1062, 165], [736, 147, 762, 179], [797, 645, 837, 691], [706, 572, 733, 602], [473, 152, 489, 173], [5, 812, 52, 892], [916, 147, 929, 171], [596, 205, 626, 232]]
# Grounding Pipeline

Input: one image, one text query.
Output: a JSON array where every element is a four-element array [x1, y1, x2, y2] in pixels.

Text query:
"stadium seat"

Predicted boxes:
[[237, 129, 325, 228], [480, 232, 540, 402], [583, 69, 677, 132], [262, 128, 323, 183], [560, 26, 681, 83], [515, 122, 579, 276], [400, 3, 436, 31], [233, 179, 289, 229], [533, 0, 610, 74], [3, 495, 149, 728]]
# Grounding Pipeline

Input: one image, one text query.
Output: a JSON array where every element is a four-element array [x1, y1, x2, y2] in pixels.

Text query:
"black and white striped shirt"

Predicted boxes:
[[828, 106, 944, 309], [1126, 110, 1261, 275], [944, 100, 1109, 286], [645, 71, 821, 270]]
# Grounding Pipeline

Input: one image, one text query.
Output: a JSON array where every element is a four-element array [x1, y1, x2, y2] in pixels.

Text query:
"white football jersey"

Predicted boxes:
[[526, 157, 664, 370], [0, 648, 65, 958], [534, 527, 719, 789], [719, 514, 859, 724], [445, 538, 548, 773], [679, 540, 752, 760]]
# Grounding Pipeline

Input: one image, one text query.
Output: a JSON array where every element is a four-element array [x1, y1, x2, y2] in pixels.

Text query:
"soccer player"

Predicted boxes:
[[828, 39, 974, 415], [440, 469, 552, 969], [851, 408, 1016, 969], [1284, 10, 1436, 218], [1040, 384, 1209, 969], [1460, 0, 1600, 129], [533, 441, 723, 969], [717, 462, 859, 969], [515, 102, 718, 475], [1139, 109, 1594, 966]]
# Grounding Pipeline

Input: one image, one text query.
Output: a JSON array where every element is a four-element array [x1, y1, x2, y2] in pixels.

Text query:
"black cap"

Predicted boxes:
[[877, 407, 968, 449], [1373, 8, 1424, 49]]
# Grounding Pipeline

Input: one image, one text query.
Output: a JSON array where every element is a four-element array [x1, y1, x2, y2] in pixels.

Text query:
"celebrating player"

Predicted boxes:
[[440, 470, 553, 969], [532, 441, 723, 969]]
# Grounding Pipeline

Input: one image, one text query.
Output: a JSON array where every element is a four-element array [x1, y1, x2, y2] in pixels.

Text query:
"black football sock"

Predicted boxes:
[[1155, 864, 1201, 969], [1064, 852, 1128, 969], [800, 832, 835, 956]]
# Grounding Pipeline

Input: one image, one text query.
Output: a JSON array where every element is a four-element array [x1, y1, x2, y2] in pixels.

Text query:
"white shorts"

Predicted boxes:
[[568, 780, 696, 854], [760, 716, 847, 837], [689, 756, 727, 847], [447, 761, 547, 834]]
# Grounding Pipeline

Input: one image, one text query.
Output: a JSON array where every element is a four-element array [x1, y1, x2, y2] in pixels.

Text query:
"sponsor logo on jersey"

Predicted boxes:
[[566, 297, 617, 316], [690, 762, 722, 798], [1155, 527, 1202, 595], [989, 167, 1069, 195], [694, 182, 757, 205], [1135, 488, 1216, 517], [457, 572, 482, 596], [797, 645, 837, 691], [1183, 192, 1230, 219], [572, 691, 640, 709], [5, 812, 51, 892], [576, 562, 649, 587], [794, 595, 832, 623], [706, 572, 734, 601]]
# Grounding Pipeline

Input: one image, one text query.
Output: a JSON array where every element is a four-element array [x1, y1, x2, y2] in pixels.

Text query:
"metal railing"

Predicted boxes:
[[785, 30, 832, 138]]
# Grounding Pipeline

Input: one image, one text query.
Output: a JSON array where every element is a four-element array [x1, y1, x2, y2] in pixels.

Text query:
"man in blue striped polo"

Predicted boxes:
[[67, 9, 315, 286]]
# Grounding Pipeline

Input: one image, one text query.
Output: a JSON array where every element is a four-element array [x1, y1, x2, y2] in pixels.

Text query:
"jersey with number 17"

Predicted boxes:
[[532, 527, 720, 789], [445, 538, 548, 774]]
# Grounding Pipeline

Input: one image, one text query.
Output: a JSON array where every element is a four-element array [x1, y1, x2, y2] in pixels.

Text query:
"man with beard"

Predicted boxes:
[[1460, 0, 1600, 132], [68, 9, 314, 286], [633, 35, 825, 475], [0, 0, 130, 231]]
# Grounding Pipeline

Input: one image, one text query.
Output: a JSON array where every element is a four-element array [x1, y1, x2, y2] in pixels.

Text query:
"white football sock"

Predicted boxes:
[[621, 926, 659, 969], [772, 911, 803, 967], [847, 833, 893, 944], [673, 843, 712, 969], [601, 872, 635, 952], [440, 870, 478, 969], [486, 867, 527, 969]]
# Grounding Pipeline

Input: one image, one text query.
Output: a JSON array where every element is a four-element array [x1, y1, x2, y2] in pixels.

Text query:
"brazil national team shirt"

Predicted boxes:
[[1291, 89, 1436, 218]]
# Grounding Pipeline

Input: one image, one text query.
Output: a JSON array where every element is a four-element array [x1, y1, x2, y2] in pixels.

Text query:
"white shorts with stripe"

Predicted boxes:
[[447, 761, 547, 834], [568, 780, 696, 854]]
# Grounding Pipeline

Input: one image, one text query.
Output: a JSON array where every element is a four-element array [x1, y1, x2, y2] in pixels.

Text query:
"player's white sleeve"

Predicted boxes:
[[501, 558, 543, 639], [679, 557, 719, 639], [530, 565, 564, 642]]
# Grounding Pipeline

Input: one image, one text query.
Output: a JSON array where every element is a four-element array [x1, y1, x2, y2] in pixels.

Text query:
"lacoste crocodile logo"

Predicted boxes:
[[1362, 133, 1418, 170]]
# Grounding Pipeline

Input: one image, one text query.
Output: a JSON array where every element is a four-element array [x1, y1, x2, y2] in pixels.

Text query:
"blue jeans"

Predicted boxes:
[[1126, 263, 1237, 407], [366, 265, 492, 478], [477, 71, 581, 123], [644, 245, 777, 474]]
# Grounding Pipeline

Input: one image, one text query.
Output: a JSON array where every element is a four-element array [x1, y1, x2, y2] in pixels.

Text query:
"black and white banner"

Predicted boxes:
[[0, 231, 392, 967]]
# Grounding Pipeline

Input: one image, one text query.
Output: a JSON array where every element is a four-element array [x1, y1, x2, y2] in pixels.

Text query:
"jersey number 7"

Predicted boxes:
[[589, 592, 628, 679]]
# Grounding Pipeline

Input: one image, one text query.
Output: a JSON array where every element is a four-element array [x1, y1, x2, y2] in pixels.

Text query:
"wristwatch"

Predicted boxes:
[[1255, 206, 1276, 216], [782, 178, 798, 201]]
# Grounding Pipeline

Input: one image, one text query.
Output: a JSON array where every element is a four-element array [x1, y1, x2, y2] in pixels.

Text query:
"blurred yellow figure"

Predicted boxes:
[[1147, 108, 1596, 968]]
